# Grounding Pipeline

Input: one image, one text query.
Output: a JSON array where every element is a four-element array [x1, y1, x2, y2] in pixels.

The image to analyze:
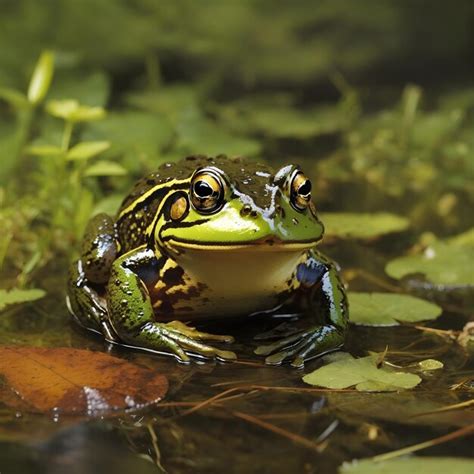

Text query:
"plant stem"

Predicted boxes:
[[61, 120, 74, 151]]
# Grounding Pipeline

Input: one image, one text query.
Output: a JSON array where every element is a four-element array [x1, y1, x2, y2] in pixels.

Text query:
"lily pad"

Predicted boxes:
[[0, 347, 168, 415], [386, 229, 474, 286], [348, 292, 442, 326], [0, 288, 46, 311], [303, 353, 421, 392], [340, 457, 474, 474], [322, 212, 409, 239]]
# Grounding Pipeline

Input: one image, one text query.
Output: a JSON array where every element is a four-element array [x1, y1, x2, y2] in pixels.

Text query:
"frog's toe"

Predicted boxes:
[[161, 324, 237, 361], [160, 336, 191, 364], [254, 328, 313, 357], [165, 321, 235, 343], [257, 325, 344, 367]]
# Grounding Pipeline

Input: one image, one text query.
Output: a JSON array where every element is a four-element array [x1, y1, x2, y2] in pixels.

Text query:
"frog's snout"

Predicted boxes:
[[239, 204, 284, 220]]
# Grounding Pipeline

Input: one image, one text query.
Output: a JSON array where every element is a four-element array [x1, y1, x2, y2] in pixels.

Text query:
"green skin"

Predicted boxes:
[[67, 155, 348, 367]]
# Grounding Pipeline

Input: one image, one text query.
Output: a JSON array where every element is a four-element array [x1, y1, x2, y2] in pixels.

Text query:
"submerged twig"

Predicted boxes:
[[232, 410, 326, 452], [372, 424, 474, 462], [413, 399, 474, 417]]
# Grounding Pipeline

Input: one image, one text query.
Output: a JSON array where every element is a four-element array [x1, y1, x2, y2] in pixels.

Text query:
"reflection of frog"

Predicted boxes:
[[67, 155, 348, 367]]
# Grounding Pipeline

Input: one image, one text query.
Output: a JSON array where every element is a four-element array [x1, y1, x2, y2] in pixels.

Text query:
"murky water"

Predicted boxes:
[[0, 237, 472, 474]]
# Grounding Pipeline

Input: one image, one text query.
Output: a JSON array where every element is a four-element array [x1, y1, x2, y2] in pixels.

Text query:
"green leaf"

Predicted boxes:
[[83, 111, 174, 170], [322, 212, 410, 239], [46, 99, 106, 122], [0, 288, 46, 311], [26, 145, 64, 157], [47, 70, 109, 107], [93, 194, 124, 216], [67, 141, 111, 161], [0, 87, 29, 109], [416, 359, 444, 371], [340, 457, 474, 474], [176, 117, 262, 157], [46, 99, 79, 119], [27, 50, 55, 105], [303, 353, 421, 392], [348, 292, 442, 326], [84, 161, 127, 177], [386, 230, 474, 286], [236, 104, 345, 138]]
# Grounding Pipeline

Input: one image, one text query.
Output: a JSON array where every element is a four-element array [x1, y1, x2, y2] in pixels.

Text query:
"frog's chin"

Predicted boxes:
[[164, 237, 318, 253]]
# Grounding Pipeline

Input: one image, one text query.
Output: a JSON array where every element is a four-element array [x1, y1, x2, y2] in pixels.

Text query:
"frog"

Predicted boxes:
[[67, 154, 348, 368]]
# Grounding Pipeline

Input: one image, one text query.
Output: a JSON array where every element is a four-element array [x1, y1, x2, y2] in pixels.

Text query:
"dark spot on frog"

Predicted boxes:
[[152, 281, 208, 319], [163, 266, 185, 286]]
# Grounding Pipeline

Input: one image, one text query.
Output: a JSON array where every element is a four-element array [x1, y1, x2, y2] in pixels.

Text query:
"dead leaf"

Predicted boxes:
[[0, 347, 168, 416]]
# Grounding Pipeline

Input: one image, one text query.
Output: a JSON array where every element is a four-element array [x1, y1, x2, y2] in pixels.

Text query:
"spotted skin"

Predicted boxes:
[[67, 155, 348, 366]]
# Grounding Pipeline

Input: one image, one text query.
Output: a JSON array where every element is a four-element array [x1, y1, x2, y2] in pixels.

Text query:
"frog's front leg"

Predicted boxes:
[[255, 250, 348, 368], [107, 247, 237, 363], [67, 213, 119, 342]]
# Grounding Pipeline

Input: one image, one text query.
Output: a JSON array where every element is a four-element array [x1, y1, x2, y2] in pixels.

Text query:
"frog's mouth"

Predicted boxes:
[[165, 236, 318, 252]]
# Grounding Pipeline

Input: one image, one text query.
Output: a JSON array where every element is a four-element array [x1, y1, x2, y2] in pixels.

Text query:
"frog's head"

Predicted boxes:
[[154, 156, 324, 256]]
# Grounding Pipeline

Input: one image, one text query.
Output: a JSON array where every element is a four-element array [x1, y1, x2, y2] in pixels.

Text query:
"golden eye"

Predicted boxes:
[[170, 195, 189, 221], [190, 170, 225, 213], [290, 171, 312, 211]]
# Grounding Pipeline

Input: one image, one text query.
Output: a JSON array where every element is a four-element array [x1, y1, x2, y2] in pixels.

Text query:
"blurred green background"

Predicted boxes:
[[1, 0, 474, 283]]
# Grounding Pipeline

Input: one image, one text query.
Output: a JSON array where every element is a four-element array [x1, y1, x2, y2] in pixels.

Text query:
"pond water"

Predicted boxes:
[[0, 236, 472, 473]]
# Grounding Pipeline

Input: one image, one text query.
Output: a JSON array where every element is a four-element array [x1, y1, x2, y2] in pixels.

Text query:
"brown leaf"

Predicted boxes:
[[0, 347, 168, 416]]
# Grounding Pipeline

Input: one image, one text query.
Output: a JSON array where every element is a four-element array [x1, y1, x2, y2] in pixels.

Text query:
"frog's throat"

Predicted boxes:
[[164, 237, 318, 252]]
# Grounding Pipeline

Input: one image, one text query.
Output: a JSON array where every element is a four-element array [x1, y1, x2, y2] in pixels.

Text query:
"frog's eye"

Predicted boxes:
[[190, 170, 225, 214], [290, 171, 312, 211]]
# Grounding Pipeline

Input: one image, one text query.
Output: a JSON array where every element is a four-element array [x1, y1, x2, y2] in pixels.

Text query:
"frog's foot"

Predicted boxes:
[[67, 261, 119, 343], [254, 325, 343, 368], [67, 289, 119, 343], [132, 321, 237, 363]]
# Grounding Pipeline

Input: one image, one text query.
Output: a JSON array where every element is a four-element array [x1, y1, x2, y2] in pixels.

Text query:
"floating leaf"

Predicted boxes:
[[67, 141, 111, 161], [322, 212, 409, 239], [417, 359, 444, 371], [0, 288, 46, 311], [0, 347, 168, 415], [340, 457, 474, 474], [386, 229, 474, 286], [84, 161, 127, 177], [348, 292, 442, 326], [27, 50, 54, 105], [303, 353, 421, 392]]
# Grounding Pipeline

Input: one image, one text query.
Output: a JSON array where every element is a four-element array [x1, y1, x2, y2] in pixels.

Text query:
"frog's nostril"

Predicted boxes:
[[240, 204, 252, 217]]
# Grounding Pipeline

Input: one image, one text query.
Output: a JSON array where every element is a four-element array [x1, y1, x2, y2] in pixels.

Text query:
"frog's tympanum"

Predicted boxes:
[[67, 155, 348, 367]]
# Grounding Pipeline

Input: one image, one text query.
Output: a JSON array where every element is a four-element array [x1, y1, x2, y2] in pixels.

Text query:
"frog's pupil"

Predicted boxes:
[[194, 180, 213, 198], [299, 180, 311, 196]]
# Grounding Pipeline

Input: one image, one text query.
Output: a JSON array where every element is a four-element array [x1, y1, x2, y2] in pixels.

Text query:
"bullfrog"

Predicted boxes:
[[67, 155, 348, 367]]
